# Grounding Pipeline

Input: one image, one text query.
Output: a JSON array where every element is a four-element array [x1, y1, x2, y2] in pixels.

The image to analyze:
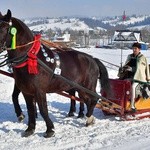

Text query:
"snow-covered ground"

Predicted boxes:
[[0, 47, 150, 150]]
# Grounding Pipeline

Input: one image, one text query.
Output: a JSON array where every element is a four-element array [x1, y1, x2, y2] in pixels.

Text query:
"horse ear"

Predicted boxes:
[[4, 9, 12, 22]]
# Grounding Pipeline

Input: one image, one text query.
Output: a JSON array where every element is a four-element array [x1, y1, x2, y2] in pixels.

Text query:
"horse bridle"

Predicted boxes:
[[0, 20, 38, 67], [0, 20, 36, 52], [0, 20, 12, 52]]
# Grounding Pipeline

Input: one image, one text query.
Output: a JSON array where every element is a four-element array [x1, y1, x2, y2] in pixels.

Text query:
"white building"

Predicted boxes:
[[113, 30, 143, 49]]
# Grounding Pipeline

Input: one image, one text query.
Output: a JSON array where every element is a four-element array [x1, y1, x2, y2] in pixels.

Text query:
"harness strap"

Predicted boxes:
[[7, 38, 65, 51], [15, 34, 41, 74], [41, 39, 65, 51]]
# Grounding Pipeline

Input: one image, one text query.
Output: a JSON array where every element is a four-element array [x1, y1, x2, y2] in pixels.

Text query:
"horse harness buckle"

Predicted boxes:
[[52, 51, 61, 75]]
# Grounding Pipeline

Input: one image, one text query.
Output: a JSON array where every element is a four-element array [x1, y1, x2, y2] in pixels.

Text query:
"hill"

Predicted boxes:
[[23, 14, 150, 32]]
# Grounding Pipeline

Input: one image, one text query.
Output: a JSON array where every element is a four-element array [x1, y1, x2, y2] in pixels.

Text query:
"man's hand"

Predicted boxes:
[[125, 66, 132, 72]]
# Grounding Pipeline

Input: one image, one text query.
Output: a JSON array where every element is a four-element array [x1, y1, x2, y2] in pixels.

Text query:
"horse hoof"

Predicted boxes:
[[18, 114, 25, 122], [44, 130, 55, 138], [22, 129, 35, 137], [86, 115, 95, 126], [77, 113, 84, 118], [67, 112, 75, 117]]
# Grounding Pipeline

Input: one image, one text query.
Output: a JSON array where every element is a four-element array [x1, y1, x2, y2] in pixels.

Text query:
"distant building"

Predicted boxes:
[[51, 32, 73, 47], [112, 30, 148, 50], [53, 32, 70, 42]]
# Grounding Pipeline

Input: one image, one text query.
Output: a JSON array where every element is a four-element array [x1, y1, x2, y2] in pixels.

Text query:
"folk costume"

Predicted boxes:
[[118, 42, 150, 111]]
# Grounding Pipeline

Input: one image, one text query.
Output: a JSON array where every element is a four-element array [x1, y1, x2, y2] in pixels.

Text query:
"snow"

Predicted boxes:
[[1, 47, 150, 150]]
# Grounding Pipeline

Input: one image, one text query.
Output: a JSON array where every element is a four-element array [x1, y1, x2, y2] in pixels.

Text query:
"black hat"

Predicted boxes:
[[132, 42, 141, 49]]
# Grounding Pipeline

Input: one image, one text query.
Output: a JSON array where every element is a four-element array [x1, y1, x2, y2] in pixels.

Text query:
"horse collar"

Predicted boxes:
[[27, 34, 41, 55], [14, 34, 41, 74], [41, 46, 61, 75]]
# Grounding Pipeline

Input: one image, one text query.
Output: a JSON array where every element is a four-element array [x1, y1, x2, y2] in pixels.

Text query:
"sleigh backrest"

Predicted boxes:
[[101, 79, 131, 107]]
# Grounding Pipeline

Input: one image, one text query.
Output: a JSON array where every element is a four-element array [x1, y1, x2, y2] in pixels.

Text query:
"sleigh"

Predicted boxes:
[[101, 79, 150, 120]]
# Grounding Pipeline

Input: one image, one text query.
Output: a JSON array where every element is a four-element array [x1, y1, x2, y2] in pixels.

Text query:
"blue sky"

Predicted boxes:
[[1, 0, 150, 18]]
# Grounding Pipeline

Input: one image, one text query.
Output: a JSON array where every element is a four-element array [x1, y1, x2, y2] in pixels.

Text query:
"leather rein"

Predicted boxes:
[[6, 38, 65, 51]]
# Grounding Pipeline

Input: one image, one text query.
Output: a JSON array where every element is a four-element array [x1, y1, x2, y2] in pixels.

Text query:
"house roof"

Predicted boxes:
[[113, 30, 142, 42]]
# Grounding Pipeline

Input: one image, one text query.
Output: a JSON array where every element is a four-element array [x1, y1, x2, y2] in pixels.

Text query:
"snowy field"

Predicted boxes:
[[0, 47, 150, 150]]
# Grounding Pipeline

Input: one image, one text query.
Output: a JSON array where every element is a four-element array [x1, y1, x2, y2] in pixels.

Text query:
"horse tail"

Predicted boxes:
[[94, 58, 111, 95]]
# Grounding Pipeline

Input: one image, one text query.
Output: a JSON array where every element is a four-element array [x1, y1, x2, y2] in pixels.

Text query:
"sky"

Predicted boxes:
[[1, 0, 150, 18]]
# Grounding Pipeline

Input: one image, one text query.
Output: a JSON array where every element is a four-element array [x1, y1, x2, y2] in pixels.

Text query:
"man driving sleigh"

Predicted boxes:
[[118, 42, 150, 112]]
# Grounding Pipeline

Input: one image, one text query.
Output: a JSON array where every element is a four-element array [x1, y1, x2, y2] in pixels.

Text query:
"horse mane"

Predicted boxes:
[[12, 17, 33, 37]]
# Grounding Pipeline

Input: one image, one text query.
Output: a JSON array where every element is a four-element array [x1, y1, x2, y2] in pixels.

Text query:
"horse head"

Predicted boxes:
[[0, 10, 12, 51], [0, 9, 33, 54]]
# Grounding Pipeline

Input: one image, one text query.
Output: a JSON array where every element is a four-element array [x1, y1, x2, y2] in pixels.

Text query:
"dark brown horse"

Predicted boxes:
[[0, 10, 110, 138]]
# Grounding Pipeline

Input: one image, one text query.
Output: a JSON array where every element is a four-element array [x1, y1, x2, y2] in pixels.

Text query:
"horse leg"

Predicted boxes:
[[77, 102, 84, 118], [68, 100, 84, 118], [35, 91, 54, 138], [22, 93, 36, 137], [85, 97, 97, 126], [67, 90, 76, 117], [33, 99, 38, 118], [68, 99, 76, 117], [12, 83, 25, 122], [68, 90, 84, 118]]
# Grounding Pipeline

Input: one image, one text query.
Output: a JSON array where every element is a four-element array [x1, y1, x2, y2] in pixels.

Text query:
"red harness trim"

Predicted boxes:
[[15, 34, 41, 74]]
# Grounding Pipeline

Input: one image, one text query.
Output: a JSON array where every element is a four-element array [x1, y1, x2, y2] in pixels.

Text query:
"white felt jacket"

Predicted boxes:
[[124, 53, 150, 83]]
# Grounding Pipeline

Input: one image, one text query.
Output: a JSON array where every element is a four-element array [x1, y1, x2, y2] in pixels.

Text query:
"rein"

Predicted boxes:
[[41, 39, 66, 51], [7, 40, 36, 51], [5, 38, 65, 52], [99, 59, 120, 68]]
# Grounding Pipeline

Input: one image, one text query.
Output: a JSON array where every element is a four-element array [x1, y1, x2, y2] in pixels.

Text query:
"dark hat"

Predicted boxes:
[[132, 42, 141, 49]]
